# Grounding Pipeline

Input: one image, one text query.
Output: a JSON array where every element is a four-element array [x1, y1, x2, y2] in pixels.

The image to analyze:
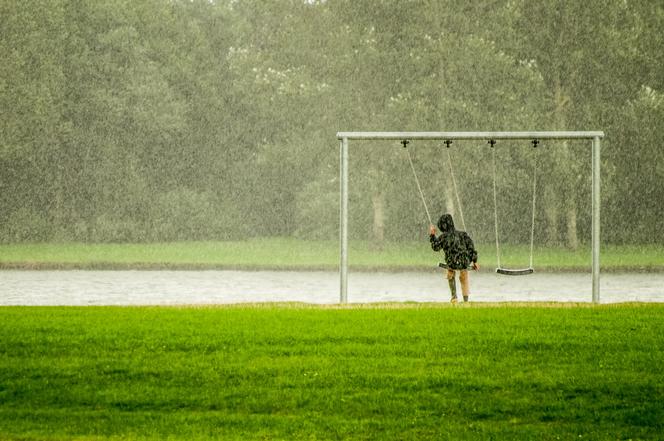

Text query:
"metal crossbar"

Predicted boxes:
[[337, 131, 604, 140]]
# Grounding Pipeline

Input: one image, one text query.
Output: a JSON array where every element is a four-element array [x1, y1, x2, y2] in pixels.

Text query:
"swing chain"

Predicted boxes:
[[403, 140, 432, 225], [443, 142, 467, 232]]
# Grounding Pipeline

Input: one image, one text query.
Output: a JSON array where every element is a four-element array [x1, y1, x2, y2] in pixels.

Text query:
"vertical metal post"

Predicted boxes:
[[339, 137, 349, 303], [592, 136, 601, 303]]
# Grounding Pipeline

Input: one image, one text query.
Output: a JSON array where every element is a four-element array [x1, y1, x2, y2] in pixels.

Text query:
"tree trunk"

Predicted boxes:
[[543, 185, 560, 246], [371, 191, 385, 248], [551, 76, 579, 249], [566, 201, 578, 250]]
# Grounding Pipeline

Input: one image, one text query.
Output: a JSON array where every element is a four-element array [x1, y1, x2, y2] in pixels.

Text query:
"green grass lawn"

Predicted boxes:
[[0, 305, 662, 440], [0, 239, 662, 271]]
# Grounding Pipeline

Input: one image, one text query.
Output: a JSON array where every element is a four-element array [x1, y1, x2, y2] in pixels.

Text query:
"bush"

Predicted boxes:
[[0, 207, 51, 243], [293, 180, 338, 240], [149, 189, 248, 241], [90, 214, 144, 243]]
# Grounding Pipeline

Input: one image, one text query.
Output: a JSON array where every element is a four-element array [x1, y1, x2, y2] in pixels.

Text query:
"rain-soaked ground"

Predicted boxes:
[[1, 270, 662, 305]]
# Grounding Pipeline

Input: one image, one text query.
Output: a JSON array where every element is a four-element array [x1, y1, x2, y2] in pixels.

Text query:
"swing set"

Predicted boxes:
[[403, 138, 538, 276], [336, 131, 604, 304]]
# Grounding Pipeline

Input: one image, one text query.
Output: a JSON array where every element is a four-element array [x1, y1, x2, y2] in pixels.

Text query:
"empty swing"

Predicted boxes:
[[490, 139, 539, 276]]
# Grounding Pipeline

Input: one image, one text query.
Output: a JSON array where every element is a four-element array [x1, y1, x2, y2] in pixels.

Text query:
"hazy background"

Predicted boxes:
[[1, 0, 662, 248]]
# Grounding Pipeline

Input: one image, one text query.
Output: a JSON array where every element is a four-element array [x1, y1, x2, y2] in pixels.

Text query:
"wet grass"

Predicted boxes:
[[0, 239, 662, 271], [0, 304, 663, 440]]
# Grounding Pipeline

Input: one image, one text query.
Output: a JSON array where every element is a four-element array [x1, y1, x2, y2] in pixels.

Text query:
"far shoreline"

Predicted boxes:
[[1, 261, 663, 273]]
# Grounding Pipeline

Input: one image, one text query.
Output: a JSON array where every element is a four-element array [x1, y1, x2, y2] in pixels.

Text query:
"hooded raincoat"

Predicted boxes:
[[430, 214, 478, 270]]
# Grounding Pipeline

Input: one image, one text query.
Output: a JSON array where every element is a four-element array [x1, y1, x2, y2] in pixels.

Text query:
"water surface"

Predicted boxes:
[[1, 270, 662, 305]]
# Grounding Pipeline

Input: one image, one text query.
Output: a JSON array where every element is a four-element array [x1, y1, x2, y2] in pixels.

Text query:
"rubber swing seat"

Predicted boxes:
[[438, 262, 475, 271], [495, 267, 534, 276]]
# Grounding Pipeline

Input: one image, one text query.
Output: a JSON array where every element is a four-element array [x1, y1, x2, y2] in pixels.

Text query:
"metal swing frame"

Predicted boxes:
[[336, 131, 604, 304]]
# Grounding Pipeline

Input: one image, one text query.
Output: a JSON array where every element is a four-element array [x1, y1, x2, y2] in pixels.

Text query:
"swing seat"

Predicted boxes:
[[495, 267, 534, 276], [438, 262, 474, 271]]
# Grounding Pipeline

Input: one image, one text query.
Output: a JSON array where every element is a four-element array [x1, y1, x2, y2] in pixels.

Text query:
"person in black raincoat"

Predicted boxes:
[[429, 213, 479, 303]]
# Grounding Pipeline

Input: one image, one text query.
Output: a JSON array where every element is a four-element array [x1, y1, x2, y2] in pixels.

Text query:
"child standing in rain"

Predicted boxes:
[[429, 213, 479, 304]]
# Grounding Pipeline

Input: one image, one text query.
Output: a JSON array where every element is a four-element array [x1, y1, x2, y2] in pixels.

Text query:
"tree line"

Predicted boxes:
[[1, 0, 662, 246]]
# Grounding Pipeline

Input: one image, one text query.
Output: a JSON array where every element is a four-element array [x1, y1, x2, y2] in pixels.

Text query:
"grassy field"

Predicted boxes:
[[0, 239, 662, 271], [0, 304, 662, 440]]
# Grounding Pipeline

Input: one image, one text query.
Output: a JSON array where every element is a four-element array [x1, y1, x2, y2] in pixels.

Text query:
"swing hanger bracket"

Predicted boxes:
[[401, 139, 410, 148], [488, 139, 497, 148]]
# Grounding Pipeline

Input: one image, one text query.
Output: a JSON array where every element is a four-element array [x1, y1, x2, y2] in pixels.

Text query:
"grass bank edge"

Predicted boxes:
[[0, 239, 662, 271], [2, 301, 650, 310]]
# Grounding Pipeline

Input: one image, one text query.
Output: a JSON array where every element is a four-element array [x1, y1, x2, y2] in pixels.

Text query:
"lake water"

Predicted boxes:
[[1, 270, 663, 305]]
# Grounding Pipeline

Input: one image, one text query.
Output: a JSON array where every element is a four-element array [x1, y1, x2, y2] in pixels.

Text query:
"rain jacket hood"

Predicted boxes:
[[437, 214, 455, 233]]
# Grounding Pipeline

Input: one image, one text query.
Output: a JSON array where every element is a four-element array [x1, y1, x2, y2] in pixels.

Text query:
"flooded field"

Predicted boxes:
[[1, 270, 663, 305]]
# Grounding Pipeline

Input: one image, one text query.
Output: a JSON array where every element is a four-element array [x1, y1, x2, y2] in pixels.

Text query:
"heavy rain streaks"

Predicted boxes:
[[1, 0, 663, 297], [1, 3, 664, 441]]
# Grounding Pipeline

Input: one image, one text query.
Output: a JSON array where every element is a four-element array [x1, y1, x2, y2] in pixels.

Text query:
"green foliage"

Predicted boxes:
[[606, 87, 664, 244], [0, 305, 663, 440], [0, 0, 661, 244]]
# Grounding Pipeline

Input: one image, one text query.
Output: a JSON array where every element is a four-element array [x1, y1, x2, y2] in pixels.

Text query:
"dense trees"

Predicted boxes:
[[1, 0, 661, 245]]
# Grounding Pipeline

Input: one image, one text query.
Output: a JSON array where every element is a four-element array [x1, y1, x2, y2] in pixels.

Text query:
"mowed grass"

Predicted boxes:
[[0, 239, 662, 271], [0, 305, 663, 440]]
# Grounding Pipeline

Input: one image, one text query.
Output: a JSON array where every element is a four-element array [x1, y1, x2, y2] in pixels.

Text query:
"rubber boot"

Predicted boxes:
[[463, 295, 469, 303], [448, 278, 458, 304]]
